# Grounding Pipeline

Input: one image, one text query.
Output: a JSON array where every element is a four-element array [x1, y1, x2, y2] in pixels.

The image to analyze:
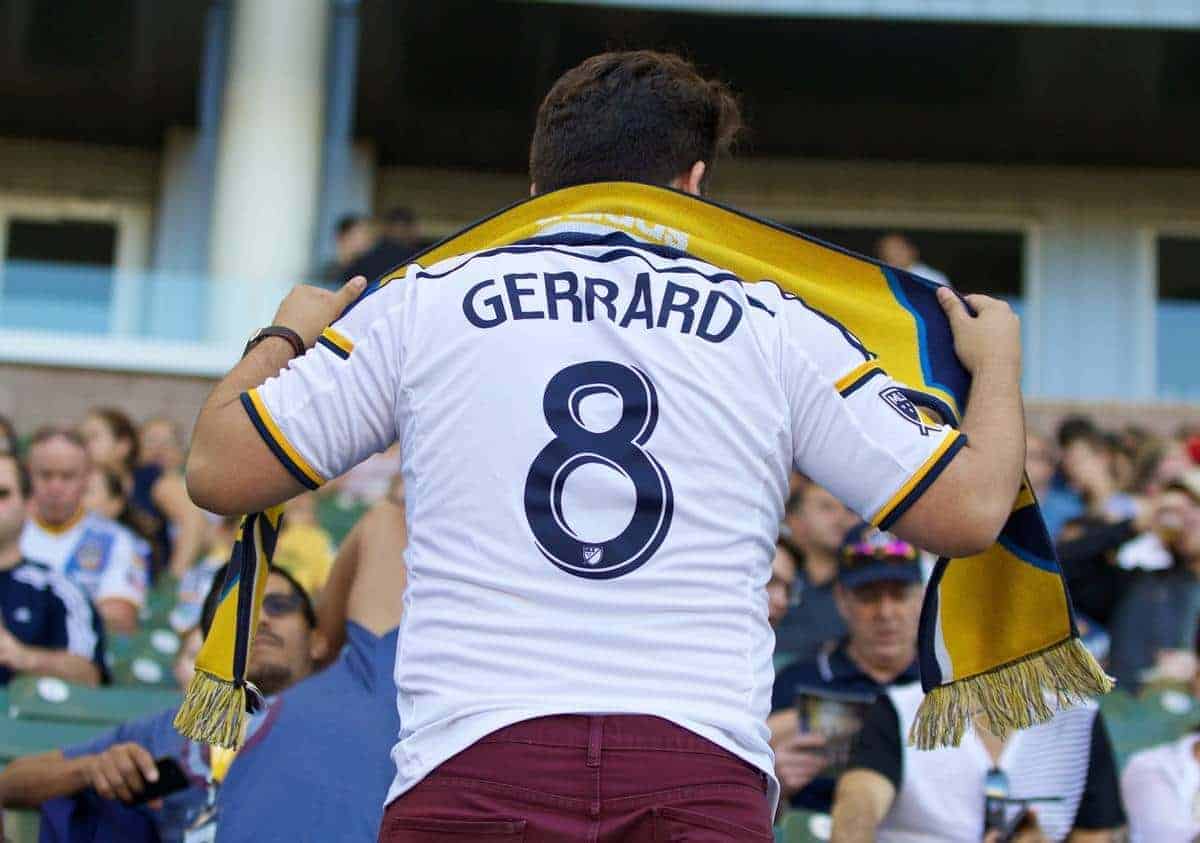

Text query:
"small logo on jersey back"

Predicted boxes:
[[13, 606, 32, 624], [880, 387, 941, 436], [582, 546, 604, 567]]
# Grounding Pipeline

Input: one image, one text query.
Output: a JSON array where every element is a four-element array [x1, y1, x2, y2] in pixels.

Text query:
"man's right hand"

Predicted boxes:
[[81, 743, 159, 803], [775, 732, 828, 798], [936, 288, 1021, 377]]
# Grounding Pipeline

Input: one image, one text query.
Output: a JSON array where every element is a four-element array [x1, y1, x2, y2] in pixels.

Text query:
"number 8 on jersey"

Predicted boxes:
[[524, 361, 674, 579]]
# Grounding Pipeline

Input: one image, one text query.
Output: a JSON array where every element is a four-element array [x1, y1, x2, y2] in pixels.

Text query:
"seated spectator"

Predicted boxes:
[[875, 233, 950, 287], [768, 538, 799, 629], [83, 466, 164, 573], [774, 481, 858, 662], [274, 492, 335, 597], [0, 498, 405, 843], [81, 407, 208, 580], [138, 417, 186, 473], [1107, 469, 1200, 690], [1120, 628, 1200, 842], [0, 563, 324, 842], [0, 451, 105, 686], [769, 524, 921, 815], [20, 427, 147, 634], [1061, 420, 1138, 523], [831, 686, 1125, 842], [217, 497, 404, 843]]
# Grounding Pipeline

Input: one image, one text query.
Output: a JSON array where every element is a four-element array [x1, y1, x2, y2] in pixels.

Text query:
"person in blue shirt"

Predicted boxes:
[[0, 496, 405, 843], [216, 495, 404, 843], [767, 522, 922, 816], [0, 562, 324, 843], [0, 452, 105, 687]]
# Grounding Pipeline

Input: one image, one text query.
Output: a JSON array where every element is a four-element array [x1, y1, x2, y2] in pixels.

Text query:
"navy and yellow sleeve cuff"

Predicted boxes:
[[240, 388, 325, 490], [871, 429, 967, 530], [316, 327, 354, 360], [834, 361, 886, 398]]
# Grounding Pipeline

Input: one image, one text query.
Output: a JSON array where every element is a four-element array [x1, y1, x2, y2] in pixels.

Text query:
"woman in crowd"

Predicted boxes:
[[79, 408, 207, 580]]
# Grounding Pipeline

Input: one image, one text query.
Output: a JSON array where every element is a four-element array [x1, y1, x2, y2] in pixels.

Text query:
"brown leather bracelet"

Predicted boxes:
[[243, 325, 306, 359]]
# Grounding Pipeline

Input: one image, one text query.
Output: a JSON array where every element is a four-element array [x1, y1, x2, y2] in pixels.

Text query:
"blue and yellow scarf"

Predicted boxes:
[[176, 182, 1111, 750]]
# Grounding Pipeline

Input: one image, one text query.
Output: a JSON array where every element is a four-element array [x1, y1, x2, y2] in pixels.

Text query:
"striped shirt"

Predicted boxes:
[[849, 682, 1124, 842]]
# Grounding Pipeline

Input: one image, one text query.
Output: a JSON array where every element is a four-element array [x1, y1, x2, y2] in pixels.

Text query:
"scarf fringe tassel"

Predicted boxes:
[[173, 669, 248, 749], [909, 637, 1114, 750]]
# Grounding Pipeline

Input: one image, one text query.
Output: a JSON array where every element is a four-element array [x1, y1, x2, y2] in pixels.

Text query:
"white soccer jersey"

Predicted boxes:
[[246, 225, 965, 811], [20, 511, 148, 609]]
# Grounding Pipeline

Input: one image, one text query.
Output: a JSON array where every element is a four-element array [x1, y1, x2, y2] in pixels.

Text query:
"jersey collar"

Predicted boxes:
[[32, 508, 87, 535]]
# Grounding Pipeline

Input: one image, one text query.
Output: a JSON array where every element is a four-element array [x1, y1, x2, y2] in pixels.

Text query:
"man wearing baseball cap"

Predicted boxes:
[[768, 523, 924, 815]]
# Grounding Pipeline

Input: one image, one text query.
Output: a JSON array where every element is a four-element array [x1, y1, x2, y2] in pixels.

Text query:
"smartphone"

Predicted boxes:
[[131, 757, 191, 804]]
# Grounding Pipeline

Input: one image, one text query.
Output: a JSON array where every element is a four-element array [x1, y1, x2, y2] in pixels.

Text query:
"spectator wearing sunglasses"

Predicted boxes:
[[768, 524, 923, 817], [0, 564, 320, 843], [830, 680, 1125, 841], [215, 496, 405, 843]]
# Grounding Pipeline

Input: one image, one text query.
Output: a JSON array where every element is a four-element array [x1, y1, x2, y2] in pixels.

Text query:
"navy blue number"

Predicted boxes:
[[524, 361, 674, 579]]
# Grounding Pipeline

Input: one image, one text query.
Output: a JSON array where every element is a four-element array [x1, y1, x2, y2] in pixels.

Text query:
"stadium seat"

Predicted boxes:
[[2, 808, 39, 843], [140, 574, 180, 626], [317, 495, 369, 545], [0, 718, 108, 766], [1100, 686, 1197, 768], [777, 809, 832, 842], [6, 676, 179, 726], [108, 626, 181, 687]]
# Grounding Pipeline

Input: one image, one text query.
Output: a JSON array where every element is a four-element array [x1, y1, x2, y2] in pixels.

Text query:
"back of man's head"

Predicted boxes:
[[529, 50, 742, 194]]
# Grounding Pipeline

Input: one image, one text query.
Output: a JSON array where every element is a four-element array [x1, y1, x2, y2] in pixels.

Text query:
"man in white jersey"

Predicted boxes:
[[21, 428, 147, 634], [187, 51, 1026, 841]]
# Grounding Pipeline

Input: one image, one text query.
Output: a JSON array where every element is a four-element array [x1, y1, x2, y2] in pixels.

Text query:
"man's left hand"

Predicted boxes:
[[271, 276, 367, 349]]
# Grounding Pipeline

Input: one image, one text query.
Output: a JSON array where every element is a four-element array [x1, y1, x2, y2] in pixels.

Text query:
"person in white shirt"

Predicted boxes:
[[1122, 733, 1200, 842], [185, 50, 1027, 841], [20, 427, 147, 634], [831, 683, 1125, 842]]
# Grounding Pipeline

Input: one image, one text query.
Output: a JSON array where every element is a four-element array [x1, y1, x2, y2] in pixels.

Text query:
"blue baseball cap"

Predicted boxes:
[[836, 522, 922, 589]]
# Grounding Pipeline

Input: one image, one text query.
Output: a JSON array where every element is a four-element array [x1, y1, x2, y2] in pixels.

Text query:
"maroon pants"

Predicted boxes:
[[378, 714, 773, 842]]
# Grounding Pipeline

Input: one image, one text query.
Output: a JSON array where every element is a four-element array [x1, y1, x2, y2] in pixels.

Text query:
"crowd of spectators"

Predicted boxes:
[[0, 396, 1198, 841]]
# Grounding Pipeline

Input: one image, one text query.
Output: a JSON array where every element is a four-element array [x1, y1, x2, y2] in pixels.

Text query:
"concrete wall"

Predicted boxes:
[[0, 363, 211, 438]]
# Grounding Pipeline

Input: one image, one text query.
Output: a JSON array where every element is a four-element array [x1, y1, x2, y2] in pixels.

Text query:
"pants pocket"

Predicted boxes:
[[384, 815, 527, 841], [653, 805, 774, 842]]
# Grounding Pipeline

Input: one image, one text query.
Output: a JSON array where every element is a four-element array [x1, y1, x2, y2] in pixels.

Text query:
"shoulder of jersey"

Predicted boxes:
[[13, 558, 75, 591]]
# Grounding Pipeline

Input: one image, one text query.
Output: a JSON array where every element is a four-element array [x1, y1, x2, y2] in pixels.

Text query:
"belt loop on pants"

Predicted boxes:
[[586, 716, 602, 768]]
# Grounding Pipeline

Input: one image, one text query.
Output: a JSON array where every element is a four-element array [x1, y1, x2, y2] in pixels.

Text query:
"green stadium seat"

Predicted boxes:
[[6, 676, 178, 726], [774, 651, 800, 674], [1100, 686, 1199, 768], [0, 717, 108, 765], [108, 626, 181, 687], [141, 574, 180, 626], [777, 809, 832, 842], [2, 808, 39, 843], [317, 494, 369, 545]]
